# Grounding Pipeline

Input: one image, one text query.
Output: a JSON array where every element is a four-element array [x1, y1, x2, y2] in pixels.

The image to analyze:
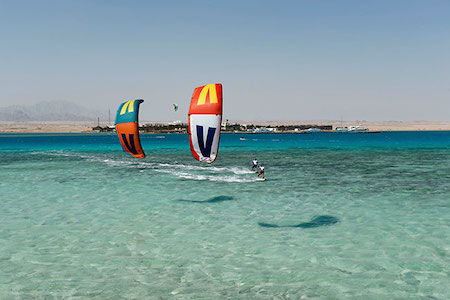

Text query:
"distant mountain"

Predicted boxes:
[[0, 101, 107, 121]]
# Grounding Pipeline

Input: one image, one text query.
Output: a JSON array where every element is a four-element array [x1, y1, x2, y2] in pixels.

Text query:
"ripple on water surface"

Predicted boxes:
[[0, 132, 449, 299]]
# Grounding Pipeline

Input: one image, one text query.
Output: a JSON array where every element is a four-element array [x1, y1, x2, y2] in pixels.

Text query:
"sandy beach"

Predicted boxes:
[[0, 121, 98, 133], [1, 121, 449, 133]]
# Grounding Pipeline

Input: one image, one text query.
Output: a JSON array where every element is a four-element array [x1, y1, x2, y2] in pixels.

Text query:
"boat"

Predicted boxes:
[[347, 126, 368, 133], [335, 127, 349, 133], [253, 127, 274, 133], [306, 128, 322, 133]]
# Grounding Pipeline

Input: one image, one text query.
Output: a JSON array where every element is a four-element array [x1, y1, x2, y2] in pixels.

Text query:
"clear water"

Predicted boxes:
[[1, 132, 449, 299]]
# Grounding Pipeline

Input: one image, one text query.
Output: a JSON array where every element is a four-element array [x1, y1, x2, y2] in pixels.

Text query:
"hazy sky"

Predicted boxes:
[[0, 0, 449, 122]]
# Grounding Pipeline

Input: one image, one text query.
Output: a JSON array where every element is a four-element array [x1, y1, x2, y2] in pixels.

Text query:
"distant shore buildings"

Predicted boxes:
[[92, 122, 337, 133]]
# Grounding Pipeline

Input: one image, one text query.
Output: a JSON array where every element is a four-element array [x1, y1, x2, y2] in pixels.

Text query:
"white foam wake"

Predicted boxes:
[[33, 151, 258, 182], [156, 169, 260, 183], [155, 163, 253, 174]]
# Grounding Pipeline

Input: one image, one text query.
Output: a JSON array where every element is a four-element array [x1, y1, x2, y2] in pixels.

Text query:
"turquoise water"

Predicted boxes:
[[1, 132, 449, 299]]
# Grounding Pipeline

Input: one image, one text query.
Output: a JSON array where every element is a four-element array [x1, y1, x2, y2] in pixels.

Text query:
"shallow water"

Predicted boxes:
[[1, 132, 449, 299]]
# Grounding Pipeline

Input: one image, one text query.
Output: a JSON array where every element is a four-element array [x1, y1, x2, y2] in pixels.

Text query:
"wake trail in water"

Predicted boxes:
[[32, 151, 257, 182], [156, 169, 260, 182]]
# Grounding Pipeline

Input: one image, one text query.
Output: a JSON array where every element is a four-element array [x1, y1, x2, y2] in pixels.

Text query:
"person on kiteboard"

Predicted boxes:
[[258, 163, 265, 179], [251, 158, 258, 171]]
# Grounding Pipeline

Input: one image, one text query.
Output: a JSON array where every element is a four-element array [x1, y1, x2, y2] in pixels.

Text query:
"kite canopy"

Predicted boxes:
[[115, 99, 145, 158], [188, 83, 223, 163], [173, 103, 179, 112]]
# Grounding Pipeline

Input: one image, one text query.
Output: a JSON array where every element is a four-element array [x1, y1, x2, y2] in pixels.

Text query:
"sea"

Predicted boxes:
[[0, 132, 449, 299]]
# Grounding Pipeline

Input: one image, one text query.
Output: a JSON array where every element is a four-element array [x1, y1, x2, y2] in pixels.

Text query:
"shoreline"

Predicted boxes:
[[1, 121, 450, 133]]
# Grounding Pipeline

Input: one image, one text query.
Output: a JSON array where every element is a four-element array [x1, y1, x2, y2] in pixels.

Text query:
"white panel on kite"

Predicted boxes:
[[189, 114, 221, 163]]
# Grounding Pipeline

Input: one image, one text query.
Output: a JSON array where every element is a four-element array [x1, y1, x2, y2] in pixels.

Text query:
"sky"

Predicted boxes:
[[0, 0, 449, 122]]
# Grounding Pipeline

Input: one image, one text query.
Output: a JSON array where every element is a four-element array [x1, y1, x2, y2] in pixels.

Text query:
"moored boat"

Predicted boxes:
[[306, 128, 322, 133], [348, 125, 368, 133]]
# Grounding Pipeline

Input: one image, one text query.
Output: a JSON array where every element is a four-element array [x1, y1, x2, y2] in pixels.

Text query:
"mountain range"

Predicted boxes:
[[0, 101, 107, 121]]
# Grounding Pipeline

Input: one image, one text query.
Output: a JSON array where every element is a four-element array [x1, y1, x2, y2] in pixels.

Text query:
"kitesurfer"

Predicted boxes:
[[251, 158, 258, 171], [258, 163, 265, 179]]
